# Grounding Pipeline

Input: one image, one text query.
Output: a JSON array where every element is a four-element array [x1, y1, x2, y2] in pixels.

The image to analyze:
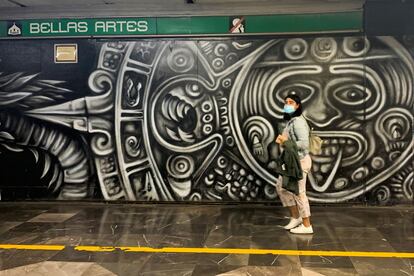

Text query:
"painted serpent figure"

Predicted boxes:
[[0, 72, 90, 199]]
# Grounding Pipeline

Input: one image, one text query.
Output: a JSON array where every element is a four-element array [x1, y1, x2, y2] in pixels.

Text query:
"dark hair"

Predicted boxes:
[[283, 94, 303, 120]]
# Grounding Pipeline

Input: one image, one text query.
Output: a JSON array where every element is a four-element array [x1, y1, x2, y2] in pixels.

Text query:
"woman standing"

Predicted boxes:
[[275, 94, 313, 234]]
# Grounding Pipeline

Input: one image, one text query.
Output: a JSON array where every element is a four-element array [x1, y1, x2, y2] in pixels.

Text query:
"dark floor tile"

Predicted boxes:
[[50, 247, 151, 264], [300, 255, 355, 269], [0, 249, 60, 271], [213, 211, 256, 226], [301, 267, 358, 276], [248, 214, 287, 226], [293, 234, 346, 251], [159, 223, 210, 237], [207, 224, 252, 236], [309, 223, 344, 242], [191, 265, 243, 276], [137, 253, 226, 266], [248, 253, 301, 268], [194, 265, 303, 276], [0, 231, 40, 244], [204, 234, 251, 249], [377, 225, 414, 243], [31, 233, 121, 246], [250, 234, 296, 250], [99, 261, 148, 276], [138, 263, 195, 276], [340, 239, 399, 252], [116, 234, 165, 248], [0, 210, 47, 222], [387, 242, 414, 253], [400, 258, 414, 272], [334, 227, 386, 241], [0, 222, 23, 235], [28, 212, 78, 223], [4, 222, 67, 233], [350, 256, 408, 271], [41, 222, 136, 236], [355, 268, 412, 276], [117, 233, 207, 248], [249, 224, 289, 238], [195, 253, 249, 266]]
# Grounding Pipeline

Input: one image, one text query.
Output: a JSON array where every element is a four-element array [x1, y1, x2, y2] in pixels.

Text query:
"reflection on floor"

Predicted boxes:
[[0, 202, 412, 275]]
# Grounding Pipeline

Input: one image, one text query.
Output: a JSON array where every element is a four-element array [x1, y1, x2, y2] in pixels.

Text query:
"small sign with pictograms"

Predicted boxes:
[[229, 16, 245, 33]]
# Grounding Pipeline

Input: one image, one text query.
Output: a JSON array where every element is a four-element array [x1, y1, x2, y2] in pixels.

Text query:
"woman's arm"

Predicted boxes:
[[292, 118, 309, 150]]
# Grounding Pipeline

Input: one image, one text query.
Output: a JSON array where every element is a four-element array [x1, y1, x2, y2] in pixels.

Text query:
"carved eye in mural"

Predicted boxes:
[[275, 82, 316, 106], [327, 64, 386, 120], [332, 83, 370, 108]]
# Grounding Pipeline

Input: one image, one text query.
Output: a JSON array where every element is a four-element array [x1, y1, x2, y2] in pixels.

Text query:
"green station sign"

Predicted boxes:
[[0, 11, 362, 39], [3, 18, 156, 37]]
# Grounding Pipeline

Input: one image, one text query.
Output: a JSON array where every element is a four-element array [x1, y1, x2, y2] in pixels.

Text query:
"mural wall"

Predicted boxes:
[[0, 35, 413, 204]]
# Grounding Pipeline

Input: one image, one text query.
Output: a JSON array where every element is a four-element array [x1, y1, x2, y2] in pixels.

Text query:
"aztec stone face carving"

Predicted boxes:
[[0, 36, 413, 203]]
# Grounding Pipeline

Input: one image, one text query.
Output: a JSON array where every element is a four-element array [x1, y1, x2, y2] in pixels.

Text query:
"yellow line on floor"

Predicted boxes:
[[0, 244, 65, 251], [0, 244, 413, 258]]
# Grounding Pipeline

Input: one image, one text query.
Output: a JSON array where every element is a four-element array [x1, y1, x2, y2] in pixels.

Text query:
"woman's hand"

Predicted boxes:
[[275, 134, 288, 145]]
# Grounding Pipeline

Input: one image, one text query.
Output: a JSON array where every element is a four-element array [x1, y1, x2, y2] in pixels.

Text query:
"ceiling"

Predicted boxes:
[[0, 0, 364, 19]]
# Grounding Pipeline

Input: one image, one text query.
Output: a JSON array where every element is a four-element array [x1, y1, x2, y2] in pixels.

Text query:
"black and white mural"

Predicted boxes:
[[0, 36, 413, 204]]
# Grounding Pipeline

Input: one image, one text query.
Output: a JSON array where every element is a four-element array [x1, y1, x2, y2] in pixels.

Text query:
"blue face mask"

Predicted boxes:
[[283, 104, 296, 114]]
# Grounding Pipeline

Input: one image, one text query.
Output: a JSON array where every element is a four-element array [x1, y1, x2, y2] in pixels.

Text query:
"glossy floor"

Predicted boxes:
[[0, 202, 412, 275]]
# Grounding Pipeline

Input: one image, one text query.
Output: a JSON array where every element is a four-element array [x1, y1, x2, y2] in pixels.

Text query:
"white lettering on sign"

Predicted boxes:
[[137, 21, 148, 32], [40, 23, 50, 33], [117, 21, 126, 32], [30, 23, 40, 34], [106, 21, 117, 32], [95, 20, 148, 33], [28, 20, 148, 36], [29, 22, 89, 35], [78, 22, 88, 33], [95, 21, 106, 33]]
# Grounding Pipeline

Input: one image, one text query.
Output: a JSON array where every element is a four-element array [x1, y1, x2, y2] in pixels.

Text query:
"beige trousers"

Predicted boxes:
[[276, 154, 312, 218]]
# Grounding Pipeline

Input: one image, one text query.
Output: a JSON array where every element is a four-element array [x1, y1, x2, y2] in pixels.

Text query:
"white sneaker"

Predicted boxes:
[[283, 217, 302, 230], [290, 224, 314, 234]]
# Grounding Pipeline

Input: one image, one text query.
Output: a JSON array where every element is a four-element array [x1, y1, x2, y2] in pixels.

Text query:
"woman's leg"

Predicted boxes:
[[303, 217, 311, 227], [290, 155, 313, 233], [276, 176, 303, 229], [295, 189, 311, 225], [288, 205, 300, 219], [276, 176, 297, 208], [290, 189, 313, 234]]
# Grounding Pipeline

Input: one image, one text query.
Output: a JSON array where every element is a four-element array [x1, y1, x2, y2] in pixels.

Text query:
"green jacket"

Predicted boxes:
[[273, 140, 303, 195]]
